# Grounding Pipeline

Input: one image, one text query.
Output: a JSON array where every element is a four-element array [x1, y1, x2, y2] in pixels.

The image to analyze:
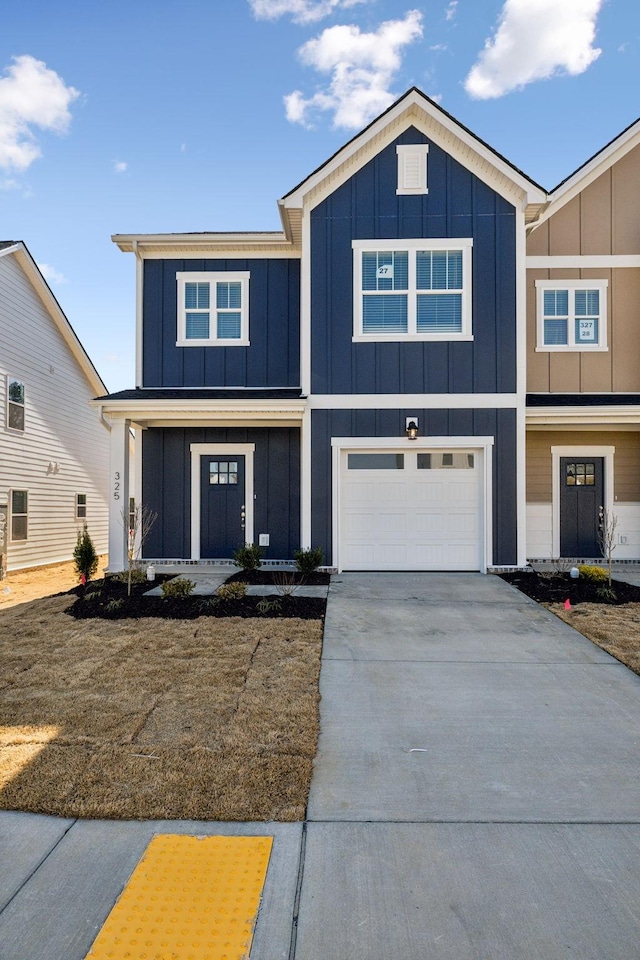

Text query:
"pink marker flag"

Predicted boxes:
[[564, 598, 571, 610]]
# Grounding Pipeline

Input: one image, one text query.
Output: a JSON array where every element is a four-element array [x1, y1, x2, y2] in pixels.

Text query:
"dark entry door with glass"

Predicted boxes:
[[200, 456, 245, 558], [560, 457, 604, 557]]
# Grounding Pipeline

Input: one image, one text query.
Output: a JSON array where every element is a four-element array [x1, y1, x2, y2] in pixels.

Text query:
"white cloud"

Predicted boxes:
[[465, 0, 603, 99], [37, 262, 68, 286], [284, 10, 423, 129], [113, 160, 128, 173], [249, 0, 369, 24], [0, 55, 79, 171], [445, 1, 458, 21]]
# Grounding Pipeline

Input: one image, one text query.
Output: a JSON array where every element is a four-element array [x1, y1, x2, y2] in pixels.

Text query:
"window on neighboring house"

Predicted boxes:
[[352, 239, 473, 341], [176, 272, 250, 346], [76, 493, 87, 519], [10, 490, 28, 541], [536, 280, 608, 351], [7, 377, 25, 431]]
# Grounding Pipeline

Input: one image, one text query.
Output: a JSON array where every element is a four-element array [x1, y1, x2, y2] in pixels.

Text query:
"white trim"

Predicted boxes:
[[396, 143, 429, 195], [535, 279, 608, 352], [527, 405, 640, 425], [108, 418, 131, 571], [330, 435, 494, 572], [300, 406, 312, 549], [551, 445, 614, 558], [301, 210, 311, 396], [134, 242, 143, 386], [309, 393, 520, 409], [352, 238, 473, 342], [527, 255, 640, 269], [516, 204, 527, 567], [176, 272, 250, 347], [282, 89, 546, 210], [189, 443, 255, 561]]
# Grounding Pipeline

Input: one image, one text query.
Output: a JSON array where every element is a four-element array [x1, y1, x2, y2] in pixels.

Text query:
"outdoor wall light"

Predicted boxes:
[[405, 418, 419, 440]]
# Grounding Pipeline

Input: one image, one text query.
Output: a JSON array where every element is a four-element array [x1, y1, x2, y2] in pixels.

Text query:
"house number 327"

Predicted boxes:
[[113, 471, 121, 501]]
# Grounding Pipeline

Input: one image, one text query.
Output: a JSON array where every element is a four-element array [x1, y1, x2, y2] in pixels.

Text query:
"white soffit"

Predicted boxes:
[[281, 89, 546, 213]]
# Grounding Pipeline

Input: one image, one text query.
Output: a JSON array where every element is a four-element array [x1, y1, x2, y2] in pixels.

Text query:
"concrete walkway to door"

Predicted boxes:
[[294, 573, 640, 959]]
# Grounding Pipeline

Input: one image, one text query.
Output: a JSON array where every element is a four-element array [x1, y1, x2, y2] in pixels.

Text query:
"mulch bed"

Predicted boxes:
[[65, 571, 327, 621], [501, 570, 640, 605], [226, 569, 330, 586]]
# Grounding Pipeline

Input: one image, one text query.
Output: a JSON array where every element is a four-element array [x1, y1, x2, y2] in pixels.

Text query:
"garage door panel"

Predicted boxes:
[[340, 448, 484, 571]]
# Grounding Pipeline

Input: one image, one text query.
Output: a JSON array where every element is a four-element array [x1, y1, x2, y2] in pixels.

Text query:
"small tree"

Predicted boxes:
[[121, 502, 158, 596], [597, 505, 618, 587], [74, 523, 98, 587]]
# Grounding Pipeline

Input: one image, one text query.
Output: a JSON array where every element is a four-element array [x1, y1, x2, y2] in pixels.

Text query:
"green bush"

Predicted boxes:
[[112, 567, 147, 585], [161, 578, 195, 598], [233, 543, 264, 570], [578, 564, 608, 582], [216, 581, 248, 601], [596, 584, 617, 602], [294, 546, 324, 576], [257, 596, 281, 615], [73, 523, 99, 584]]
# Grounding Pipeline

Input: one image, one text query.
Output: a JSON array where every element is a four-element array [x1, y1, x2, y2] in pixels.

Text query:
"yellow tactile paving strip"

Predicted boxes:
[[85, 834, 273, 960]]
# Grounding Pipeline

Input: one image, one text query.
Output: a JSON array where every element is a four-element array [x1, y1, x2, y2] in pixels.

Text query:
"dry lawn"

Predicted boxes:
[[549, 602, 640, 676], [0, 594, 323, 820], [0, 556, 107, 610]]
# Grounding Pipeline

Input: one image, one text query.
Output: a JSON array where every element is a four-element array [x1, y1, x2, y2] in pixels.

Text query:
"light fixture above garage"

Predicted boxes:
[[405, 418, 419, 440]]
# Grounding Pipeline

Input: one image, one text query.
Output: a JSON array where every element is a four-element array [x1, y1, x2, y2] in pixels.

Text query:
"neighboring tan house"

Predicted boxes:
[[525, 120, 640, 561], [0, 241, 110, 573]]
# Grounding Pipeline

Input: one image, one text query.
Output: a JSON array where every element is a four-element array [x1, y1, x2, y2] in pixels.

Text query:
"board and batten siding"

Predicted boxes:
[[526, 430, 640, 503], [142, 258, 301, 388], [0, 254, 109, 571], [527, 143, 640, 394], [310, 126, 517, 396]]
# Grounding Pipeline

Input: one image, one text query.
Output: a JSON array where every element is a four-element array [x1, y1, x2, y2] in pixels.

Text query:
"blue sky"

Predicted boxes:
[[1, 0, 639, 392]]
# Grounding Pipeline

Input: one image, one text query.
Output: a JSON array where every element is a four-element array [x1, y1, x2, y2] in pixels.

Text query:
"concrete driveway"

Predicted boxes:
[[2, 573, 640, 959]]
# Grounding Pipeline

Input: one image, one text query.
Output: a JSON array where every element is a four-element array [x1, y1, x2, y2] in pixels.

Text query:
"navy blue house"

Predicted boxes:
[[99, 88, 546, 572]]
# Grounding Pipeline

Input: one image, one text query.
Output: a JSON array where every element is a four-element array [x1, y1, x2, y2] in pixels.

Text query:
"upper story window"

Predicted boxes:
[[352, 239, 473, 342], [535, 280, 608, 352], [176, 272, 250, 346], [396, 144, 429, 195], [7, 377, 25, 431]]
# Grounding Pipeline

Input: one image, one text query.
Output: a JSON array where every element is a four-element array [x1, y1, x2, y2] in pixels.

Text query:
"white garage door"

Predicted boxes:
[[340, 448, 483, 571]]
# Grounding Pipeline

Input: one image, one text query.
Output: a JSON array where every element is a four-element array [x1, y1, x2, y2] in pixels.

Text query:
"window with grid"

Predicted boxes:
[[177, 272, 249, 345], [353, 239, 472, 340], [536, 281, 607, 350], [11, 490, 27, 541], [76, 494, 87, 519]]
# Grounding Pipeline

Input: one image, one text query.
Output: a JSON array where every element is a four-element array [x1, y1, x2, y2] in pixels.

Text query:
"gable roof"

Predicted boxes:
[[0, 241, 107, 396], [279, 87, 547, 242]]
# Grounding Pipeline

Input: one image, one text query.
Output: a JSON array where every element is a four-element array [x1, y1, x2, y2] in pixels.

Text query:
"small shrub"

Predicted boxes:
[[216, 581, 248, 601], [274, 572, 299, 596], [161, 578, 195, 598], [596, 584, 617, 602], [112, 567, 147, 585], [74, 523, 99, 584], [233, 543, 264, 570], [294, 547, 324, 577], [578, 564, 608, 582], [257, 596, 282, 615], [196, 597, 220, 614], [104, 598, 124, 614]]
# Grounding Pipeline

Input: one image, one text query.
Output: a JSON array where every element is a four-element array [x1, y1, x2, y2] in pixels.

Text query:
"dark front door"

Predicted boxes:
[[200, 455, 246, 558], [560, 457, 604, 557]]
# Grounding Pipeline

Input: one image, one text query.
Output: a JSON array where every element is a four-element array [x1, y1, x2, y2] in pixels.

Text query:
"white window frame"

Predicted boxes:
[[396, 144, 429, 195], [535, 279, 608, 352], [6, 375, 25, 432], [352, 238, 473, 343], [176, 272, 250, 347], [10, 489, 28, 542], [76, 493, 87, 520]]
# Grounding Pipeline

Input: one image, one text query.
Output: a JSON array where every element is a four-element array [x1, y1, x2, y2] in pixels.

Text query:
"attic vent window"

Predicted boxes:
[[396, 144, 429, 195]]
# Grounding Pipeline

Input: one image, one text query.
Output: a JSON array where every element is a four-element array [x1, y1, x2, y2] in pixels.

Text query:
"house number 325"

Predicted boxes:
[[113, 471, 121, 500]]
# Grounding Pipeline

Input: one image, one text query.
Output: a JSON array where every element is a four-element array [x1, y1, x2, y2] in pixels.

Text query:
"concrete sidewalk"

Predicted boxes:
[[2, 573, 640, 959]]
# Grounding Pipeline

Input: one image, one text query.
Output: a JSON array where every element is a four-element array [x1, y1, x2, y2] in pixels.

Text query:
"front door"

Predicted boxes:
[[560, 457, 604, 557], [200, 455, 246, 558]]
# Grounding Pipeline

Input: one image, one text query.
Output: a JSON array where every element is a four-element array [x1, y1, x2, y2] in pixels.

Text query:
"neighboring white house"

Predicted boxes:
[[0, 241, 110, 573]]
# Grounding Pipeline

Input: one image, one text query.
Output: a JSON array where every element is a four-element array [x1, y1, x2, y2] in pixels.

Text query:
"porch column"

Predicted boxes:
[[108, 417, 131, 571]]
